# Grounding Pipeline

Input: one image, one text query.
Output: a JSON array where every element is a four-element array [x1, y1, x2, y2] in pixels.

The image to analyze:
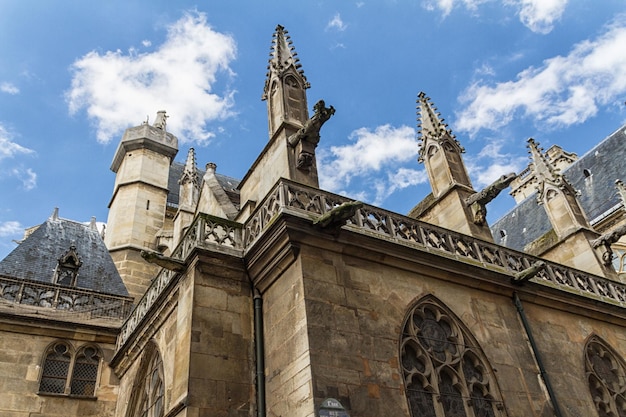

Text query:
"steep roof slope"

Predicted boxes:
[[0, 212, 128, 296], [491, 124, 626, 250], [167, 161, 240, 209]]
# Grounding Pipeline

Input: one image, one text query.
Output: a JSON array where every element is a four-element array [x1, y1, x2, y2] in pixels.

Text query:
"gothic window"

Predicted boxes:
[[585, 335, 626, 417], [39, 341, 101, 397], [70, 345, 101, 396], [400, 296, 505, 417], [127, 343, 165, 417]]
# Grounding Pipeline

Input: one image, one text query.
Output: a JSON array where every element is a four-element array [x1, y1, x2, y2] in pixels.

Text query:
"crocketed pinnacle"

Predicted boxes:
[[179, 148, 198, 186], [616, 179, 626, 207], [416, 91, 463, 161], [263, 24, 309, 99], [528, 138, 577, 199]]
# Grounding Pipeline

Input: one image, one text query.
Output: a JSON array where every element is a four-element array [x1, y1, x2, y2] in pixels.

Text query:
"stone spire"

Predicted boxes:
[[410, 92, 493, 241], [262, 24, 310, 140], [179, 148, 200, 209], [416, 92, 472, 198], [527, 138, 588, 235], [527, 138, 615, 278]]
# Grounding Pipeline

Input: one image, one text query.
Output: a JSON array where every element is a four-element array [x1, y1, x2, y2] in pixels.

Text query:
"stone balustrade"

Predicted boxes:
[[116, 179, 626, 351], [0, 274, 133, 320]]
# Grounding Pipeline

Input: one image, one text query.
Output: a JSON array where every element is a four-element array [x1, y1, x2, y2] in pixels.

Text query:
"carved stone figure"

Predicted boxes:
[[141, 250, 185, 272], [313, 201, 363, 230], [288, 100, 335, 170], [591, 224, 626, 265], [511, 260, 546, 284], [465, 173, 517, 225]]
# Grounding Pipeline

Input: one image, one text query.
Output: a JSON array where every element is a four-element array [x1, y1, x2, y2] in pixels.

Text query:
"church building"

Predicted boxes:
[[1, 24, 626, 417]]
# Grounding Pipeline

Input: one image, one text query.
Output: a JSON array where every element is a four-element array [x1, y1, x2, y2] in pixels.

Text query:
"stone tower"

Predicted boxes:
[[237, 25, 334, 218], [105, 111, 178, 301], [409, 92, 495, 241]]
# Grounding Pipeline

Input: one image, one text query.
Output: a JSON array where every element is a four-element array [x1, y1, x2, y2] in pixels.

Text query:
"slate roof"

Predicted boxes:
[[0, 214, 129, 297], [167, 161, 241, 209], [491, 124, 626, 250]]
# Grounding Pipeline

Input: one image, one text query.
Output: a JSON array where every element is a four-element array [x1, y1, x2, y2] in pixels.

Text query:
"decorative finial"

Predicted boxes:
[[153, 110, 168, 130], [416, 92, 462, 162]]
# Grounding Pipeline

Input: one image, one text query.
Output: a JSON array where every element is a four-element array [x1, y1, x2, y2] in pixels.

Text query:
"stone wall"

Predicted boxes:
[[0, 322, 119, 417]]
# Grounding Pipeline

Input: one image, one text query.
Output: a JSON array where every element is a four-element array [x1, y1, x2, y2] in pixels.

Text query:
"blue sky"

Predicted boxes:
[[1, 1, 626, 259]]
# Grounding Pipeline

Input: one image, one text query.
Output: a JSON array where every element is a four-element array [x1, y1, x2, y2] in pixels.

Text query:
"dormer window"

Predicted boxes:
[[583, 168, 592, 178], [53, 245, 82, 287]]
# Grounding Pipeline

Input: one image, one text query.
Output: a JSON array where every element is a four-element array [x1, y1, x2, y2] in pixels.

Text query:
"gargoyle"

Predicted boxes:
[[288, 100, 335, 170], [591, 224, 626, 265], [465, 173, 517, 225], [511, 260, 546, 285], [313, 201, 363, 230], [141, 250, 185, 272]]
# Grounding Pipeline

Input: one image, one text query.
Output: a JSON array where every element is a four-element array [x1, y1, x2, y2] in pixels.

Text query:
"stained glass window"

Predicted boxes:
[[585, 336, 626, 417], [401, 296, 505, 417]]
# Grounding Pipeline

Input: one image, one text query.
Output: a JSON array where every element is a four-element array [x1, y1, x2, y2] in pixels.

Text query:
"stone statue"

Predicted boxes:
[[511, 260, 546, 285], [141, 250, 185, 272], [153, 110, 168, 130], [288, 100, 335, 170], [591, 224, 626, 265], [313, 201, 363, 230], [465, 173, 517, 225]]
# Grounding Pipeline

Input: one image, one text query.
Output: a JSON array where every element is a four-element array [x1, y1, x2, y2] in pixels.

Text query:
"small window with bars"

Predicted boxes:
[[38, 341, 101, 398]]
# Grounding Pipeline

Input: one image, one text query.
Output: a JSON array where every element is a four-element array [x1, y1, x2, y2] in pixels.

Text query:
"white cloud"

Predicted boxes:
[[506, 0, 568, 34], [465, 139, 527, 187], [326, 13, 348, 31], [456, 18, 626, 136], [0, 124, 34, 160], [66, 11, 237, 144], [319, 124, 427, 204], [142, 40, 152, 47], [0, 221, 22, 237], [0, 82, 19, 95], [423, 0, 567, 33]]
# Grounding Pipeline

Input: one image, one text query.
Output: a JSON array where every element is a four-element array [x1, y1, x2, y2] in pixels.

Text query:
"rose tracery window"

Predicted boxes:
[[401, 296, 505, 417], [585, 335, 626, 417]]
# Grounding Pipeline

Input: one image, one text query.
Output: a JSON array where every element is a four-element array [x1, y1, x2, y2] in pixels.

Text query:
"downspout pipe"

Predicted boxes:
[[513, 292, 564, 417], [253, 288, 266, 417]]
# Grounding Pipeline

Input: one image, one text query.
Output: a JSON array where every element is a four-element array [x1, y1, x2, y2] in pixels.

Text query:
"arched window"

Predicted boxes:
[[127, 343, 165, 417], [70, 345, 101, 396], [400, 295, 506, 417], [39, 341, 72, 394], [585, 335, 626, 417], [38, 341, 101, 397]]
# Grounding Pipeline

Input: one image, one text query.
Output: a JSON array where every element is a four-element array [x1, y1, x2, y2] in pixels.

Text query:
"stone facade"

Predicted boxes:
[[2, 23, 626, 417]]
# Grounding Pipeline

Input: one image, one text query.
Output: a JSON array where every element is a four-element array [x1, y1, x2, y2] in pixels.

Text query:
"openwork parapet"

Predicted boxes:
[[246, 180, 626, 307], [0, 274, 132, 320], [117, 213, 244, 349]]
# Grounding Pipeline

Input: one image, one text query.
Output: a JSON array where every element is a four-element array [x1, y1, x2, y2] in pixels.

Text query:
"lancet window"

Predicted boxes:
[[127, 343, 165, 417], [38, 341, 101, 397], [400, 296, 506, 417], [585, 335, 626, 417]]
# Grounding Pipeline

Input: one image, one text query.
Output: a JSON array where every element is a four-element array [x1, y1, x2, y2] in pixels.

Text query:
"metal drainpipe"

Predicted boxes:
[[253, 288, 266, 417], [513, 292, 564, 417]]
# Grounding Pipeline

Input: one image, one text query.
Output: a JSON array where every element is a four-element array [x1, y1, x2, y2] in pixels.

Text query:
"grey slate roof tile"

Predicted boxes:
[[491, 124, 626, 250], [0, 215, 129, 297], [167, 161, 241, 208]]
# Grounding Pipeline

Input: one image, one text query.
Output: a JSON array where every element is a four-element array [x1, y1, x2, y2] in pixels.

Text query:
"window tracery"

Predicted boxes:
[[400, 296, 505, 417], [127, 343, 165, 417], [38, 341, 101, 397], [585, 335, 626, 417]]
